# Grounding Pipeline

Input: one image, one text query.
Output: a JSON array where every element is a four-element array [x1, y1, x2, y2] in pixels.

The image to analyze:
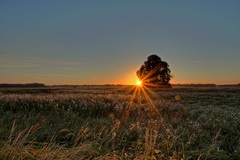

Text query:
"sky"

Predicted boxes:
[[1, 1, 240, 85]]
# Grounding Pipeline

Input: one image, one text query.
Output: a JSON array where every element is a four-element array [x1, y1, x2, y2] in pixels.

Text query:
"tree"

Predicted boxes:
[[136, 55, 172, 87]]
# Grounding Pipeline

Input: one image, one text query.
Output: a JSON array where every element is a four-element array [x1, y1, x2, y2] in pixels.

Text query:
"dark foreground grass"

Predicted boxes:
[[0, 86, 239, 159]]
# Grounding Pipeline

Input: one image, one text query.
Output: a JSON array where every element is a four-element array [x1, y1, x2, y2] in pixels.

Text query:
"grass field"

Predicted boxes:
[[0, 86, 239, 159]]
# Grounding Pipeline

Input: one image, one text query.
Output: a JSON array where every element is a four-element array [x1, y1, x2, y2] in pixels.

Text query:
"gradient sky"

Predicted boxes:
[[1, 1, 240, 85]]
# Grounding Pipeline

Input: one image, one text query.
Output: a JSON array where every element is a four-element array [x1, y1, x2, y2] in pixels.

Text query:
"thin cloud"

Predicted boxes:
[[0, 64, 40, 69], [0, 55, 81, 69], [32, 73, 76, 78], [192, 60, 202, 64]]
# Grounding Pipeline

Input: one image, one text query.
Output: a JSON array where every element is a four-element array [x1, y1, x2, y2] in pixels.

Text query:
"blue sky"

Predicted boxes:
[[0, 1, 240, 85]]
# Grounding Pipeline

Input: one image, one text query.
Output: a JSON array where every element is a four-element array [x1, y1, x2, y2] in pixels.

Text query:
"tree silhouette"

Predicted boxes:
[[136, 55, 172, 87]]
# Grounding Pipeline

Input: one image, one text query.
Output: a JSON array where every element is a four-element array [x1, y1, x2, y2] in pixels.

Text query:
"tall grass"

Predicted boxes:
[[0, 87, 239, 159]]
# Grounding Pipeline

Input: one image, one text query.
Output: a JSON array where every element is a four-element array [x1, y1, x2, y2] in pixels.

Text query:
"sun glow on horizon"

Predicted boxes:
[[136, 80, 142, 86], [120, 80, 160, 124]]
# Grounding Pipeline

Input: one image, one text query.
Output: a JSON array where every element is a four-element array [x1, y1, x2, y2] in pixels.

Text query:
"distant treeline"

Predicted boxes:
[[1, 83, 239, 88], [0, 83, 46, 88], [173, 83, 240, 87], [173, 83, 217, 87]]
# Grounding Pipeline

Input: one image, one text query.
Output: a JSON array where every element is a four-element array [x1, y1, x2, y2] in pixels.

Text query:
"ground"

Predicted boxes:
[[0, 85, 239, 159]]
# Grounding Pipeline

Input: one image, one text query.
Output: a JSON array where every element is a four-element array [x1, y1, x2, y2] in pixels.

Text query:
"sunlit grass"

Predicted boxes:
[[0, 86, 239, 159]]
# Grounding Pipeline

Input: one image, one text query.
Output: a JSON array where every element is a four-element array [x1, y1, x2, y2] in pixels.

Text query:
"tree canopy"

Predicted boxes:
[[136, 55, 172, 87]]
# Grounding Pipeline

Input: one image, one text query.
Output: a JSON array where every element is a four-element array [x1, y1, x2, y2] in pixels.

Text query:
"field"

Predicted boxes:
[[0, 86, 240, 159]]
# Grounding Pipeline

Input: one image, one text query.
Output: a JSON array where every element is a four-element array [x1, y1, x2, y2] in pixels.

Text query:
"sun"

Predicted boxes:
[[136, 80, 142, 86]]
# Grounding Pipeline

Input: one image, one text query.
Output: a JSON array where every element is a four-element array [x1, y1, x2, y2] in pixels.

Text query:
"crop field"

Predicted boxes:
[[0, 86, 240, 159]]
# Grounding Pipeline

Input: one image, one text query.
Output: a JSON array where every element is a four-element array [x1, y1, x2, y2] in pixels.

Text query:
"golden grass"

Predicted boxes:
[[0, 86, 240, 159]]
